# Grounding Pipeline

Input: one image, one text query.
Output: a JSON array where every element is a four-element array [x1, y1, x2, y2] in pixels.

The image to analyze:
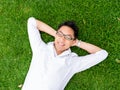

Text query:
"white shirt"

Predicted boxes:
[[22, 17, 108, 90]]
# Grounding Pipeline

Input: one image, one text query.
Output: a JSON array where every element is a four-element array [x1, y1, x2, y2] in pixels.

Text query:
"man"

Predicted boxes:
[[22, 17, 108, 90]]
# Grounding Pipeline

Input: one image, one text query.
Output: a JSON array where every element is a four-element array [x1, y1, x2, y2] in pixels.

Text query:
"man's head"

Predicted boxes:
[[54, 21, 79, 54], [58, 21, 79, 40]]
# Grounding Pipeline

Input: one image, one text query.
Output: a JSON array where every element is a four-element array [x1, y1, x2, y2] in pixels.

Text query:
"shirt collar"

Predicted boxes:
[[47, 42, 71, 57]]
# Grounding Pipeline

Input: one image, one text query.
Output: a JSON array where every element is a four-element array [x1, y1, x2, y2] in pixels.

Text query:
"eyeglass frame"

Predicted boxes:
[[56, 31, 75, 41]]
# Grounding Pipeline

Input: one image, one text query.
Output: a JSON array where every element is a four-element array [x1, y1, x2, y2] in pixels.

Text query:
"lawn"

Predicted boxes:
[[0, 0, 120, 90]]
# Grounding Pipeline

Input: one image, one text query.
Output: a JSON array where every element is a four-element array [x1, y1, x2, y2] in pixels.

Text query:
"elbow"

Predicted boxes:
[[100, 50, 108, 60], [104, 50, 108, 59], [95, 49, 108, 62], [27, 17, 37, 27], [28, 17, 34, 22]]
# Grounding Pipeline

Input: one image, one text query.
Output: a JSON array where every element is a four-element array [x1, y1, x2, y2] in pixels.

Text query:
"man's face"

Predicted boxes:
[[54, 26, 76, 54]]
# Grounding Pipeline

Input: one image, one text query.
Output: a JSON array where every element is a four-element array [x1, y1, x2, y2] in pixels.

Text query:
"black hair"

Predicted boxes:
[[58, 21, 79, 40]]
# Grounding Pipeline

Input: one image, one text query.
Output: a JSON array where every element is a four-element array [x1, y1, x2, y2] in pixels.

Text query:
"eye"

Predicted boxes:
[[56, 31, 74, 40], [64, 36, 72, 40]]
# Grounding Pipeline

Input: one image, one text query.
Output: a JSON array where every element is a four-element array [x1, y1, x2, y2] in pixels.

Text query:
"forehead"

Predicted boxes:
[[58, 26, 74, 36]]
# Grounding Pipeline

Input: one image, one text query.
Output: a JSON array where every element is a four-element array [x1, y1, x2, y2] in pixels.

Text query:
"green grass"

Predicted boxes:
[[0, 0, 120, 90]]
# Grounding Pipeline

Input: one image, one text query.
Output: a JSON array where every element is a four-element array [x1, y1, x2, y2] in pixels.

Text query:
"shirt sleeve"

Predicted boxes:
[[27, 17, 46, 54], [71, 50, 108, 73]]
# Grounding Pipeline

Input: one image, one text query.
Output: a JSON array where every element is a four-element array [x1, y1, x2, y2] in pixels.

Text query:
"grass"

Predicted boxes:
[[0, 0, 120, 90]]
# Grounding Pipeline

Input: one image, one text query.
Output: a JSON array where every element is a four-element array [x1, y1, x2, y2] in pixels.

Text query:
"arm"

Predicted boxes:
[[72, 39, 108, 73], [72, 49, 108, 73], [36, 20, 56, 37], [27, 17, 46, 54], [74, 39, 102, 54]]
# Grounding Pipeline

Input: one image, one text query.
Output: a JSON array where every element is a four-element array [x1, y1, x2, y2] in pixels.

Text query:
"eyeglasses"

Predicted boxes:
[[56, 31, 74, 40]]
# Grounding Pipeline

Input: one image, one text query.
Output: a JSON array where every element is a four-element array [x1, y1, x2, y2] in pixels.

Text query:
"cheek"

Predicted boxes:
[[54, 37, 59, 43], [54, 35, 58, 40], [55, 36, 60, 40], [67, 41, 76, 47], [65, 41, 73, 47]]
